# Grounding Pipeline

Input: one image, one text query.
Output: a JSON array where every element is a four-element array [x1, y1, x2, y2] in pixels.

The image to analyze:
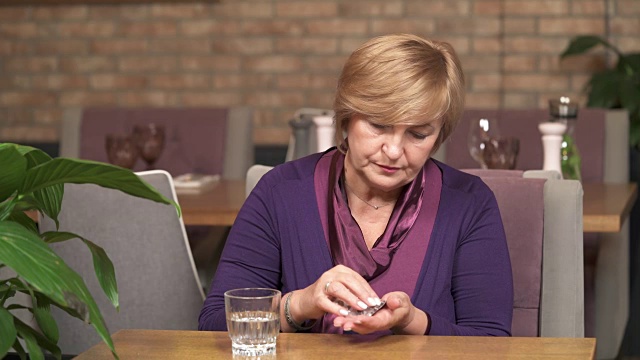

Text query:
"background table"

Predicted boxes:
[[76, 329, 596, 360]]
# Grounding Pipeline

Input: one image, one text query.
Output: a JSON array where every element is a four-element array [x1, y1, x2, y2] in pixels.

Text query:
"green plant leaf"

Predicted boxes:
[[0, 221, 117, 359], [0, 146, 27, 203], [14, 316, 61, 360], [619, 78, 640, 114], [34, 294, 59, 344], [560, 35, 613, 58], [41, 231, 79, 244], [8, 211, 38, 235], [0, 197, 16, 222], [16, 322, 44, 360], [0, 306, 17, 358], [586, 71, 622, 108], [20, 158, 178, 215], [82, 239, 119, 310], [12, 336, 27, 360]]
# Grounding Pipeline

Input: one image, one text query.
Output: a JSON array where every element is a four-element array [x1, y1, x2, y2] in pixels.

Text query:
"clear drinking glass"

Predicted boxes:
[[468, 117, 500, 169], [224, 288, 281, 357], [105, 134, 138, 169]]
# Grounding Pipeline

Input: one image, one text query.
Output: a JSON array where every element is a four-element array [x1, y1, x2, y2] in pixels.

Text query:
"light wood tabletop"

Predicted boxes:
[[176, 180, 638, 233], [75, 329, 596, 360]]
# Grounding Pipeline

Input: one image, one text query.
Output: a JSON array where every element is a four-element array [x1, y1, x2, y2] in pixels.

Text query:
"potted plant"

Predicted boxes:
[[560, 35, 640, 147], [0, 143, 179, 359]]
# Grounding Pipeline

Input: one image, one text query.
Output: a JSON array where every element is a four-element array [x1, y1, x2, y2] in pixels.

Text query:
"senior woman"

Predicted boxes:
[[199, 34, 513, 336]]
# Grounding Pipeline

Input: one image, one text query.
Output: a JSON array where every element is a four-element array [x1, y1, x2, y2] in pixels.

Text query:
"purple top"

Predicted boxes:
[[199, 151, 513, 336]]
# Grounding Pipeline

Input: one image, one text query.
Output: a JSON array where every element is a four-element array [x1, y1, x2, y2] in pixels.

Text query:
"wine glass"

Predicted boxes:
[[481, 136, 520, 170], [132, 123, 165, 170], [468, 117, 500, 169], [105, 134, 139, 169]]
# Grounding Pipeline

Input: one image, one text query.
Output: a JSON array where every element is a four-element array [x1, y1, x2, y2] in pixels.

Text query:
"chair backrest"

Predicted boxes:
[[434, 108, 629, 183], [60, 106, 254, 180], [464, 169, 584, 337], [246, 164, 274, 198], [39, 170, 205, 355]]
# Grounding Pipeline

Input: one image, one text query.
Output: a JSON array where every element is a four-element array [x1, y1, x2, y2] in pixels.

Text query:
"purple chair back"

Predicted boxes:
[[80, 108, 229, 177], [447, 108, 606, 182], [464, 170, 546, 336]]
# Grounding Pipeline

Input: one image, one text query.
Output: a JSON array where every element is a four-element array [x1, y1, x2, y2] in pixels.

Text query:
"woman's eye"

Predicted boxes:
[[409, 131, 428, 140], [370, 122, 388, 130]]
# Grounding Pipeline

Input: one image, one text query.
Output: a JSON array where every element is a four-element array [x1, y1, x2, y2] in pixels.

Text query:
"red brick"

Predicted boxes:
[[32, 40, 89, 55], [88, 5, 148, 20], [276, 74, 338, 89], [505, 0, 568, 15], [473, 0, 502, 15], [179, 92, 243, 107], [276, 2, 336, 17], [212, 74, 274, 89], [504, 37, 570, 54], [504, 19, 536, 34], [611, 18, 640, 36], [117, 21, 178, 37], [214, 2, 273, 18], [246, 91, 305, 107], [472, 38, 502, 53], [436, 18, 501, 35], [503, 94, 538, 108], [253, 109, 277, 127], [91, 39, 149, 55], [0, 92, 56, 106], [32, 75, 89, 90], [59, 92, 117, 106], [149, 74, 210, 89], [558, 53, 607, 73], [614, 37, 640, 52], [56, 22, 117, 38], [0, 126, 58, 142], [465, 93, 501, 108], [570, 75, 592, 93], [406, 1, 471, 16], [616, 0, 640, 14], [538, 18, 605, 35], [305, 55, 347, 72], [253, 127, 290, 145], [180, 20, 240, 36], [180, 56, 242, 72], [0, 23, 39, 38], [4, 57, 58, 73], [149, 39, 212, 54], [471, 74, 502, 91], [275, 38, 337, 54], [0, 40, 30, 56], [339, 2, 403, 16], [459, 55, 501, 71], [33, 108, 64, 125], [504, 55, 539, 72], [571, 1, 605, 15], [305, 19, 368, 35], [0, 76, 30, 90], [32, 5, 88, 20], [370, 19, 436, 35], [5, 108, 32, 125], [241, 20, 305, 36], [0, 7, 29, 21], [306, 91, 335, 109], [90, 74, 147, 90], [212, 38, 274, 55], [245, 55, 304, 73], [119, 57, 178, 72], [150, 3, 210, 18], [503, 74, 569, 91], [439, 36, 471, 55], [339, 37, 372, 54], [60, 57, 116, 73], [118, 92, 176, 107]]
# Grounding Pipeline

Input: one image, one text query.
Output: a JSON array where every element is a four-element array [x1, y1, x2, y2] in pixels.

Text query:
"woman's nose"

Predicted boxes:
[[381, 134, 403, 160]]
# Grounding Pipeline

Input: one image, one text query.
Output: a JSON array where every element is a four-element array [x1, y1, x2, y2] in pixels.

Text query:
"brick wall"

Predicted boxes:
[[0, 0, 638, 145]]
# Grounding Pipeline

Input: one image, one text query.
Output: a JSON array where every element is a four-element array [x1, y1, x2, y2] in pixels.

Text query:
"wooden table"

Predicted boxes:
[[75, 329, 596, 360], [177, 180, 638, 233]]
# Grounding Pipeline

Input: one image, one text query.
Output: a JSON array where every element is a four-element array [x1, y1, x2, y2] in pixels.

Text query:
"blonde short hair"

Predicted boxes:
[[334, 34, 465, 153]]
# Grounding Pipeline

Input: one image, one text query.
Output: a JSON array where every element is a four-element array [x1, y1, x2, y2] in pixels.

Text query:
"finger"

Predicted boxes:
[[335, 270, 381, 307], [326, 281, 371, 311]]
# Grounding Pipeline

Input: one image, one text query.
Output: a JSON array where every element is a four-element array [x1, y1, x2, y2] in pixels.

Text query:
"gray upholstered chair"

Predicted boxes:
[[464, 169, 584, 337], [60, 106, 254, 180], [246, 165, 584, 337], [38, 170, 205, 356]]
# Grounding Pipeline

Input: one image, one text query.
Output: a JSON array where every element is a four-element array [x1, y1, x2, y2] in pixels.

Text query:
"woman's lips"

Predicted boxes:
[[377, 163, 399, 173]]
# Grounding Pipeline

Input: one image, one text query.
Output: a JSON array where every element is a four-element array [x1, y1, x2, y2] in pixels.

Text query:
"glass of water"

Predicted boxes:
[[224, 288, 281, 357]]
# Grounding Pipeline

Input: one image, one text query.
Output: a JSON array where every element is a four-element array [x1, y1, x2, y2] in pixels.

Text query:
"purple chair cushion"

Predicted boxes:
[[469, 173, 546, 337], [80, 108, 229, 176], [446, 108, 606, 182]]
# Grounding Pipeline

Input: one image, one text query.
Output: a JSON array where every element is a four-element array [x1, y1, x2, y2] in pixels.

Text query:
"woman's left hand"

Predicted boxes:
[[332, 291, 427, 335]]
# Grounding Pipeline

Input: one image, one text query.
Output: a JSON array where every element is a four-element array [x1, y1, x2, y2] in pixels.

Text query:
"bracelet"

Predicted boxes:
[[284, 292, 315, 332]]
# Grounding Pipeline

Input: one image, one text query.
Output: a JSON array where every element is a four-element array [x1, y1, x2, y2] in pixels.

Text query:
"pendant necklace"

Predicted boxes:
[[344, 182, 393, 210]]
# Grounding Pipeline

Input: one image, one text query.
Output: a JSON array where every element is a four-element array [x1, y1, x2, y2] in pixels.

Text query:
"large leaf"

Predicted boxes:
[[0, 146, 27, 203], [20, 158, 177, 214], [0, 197, 16, 222], [0, 306, 17, 358], [11, 336, 27, 360], [560, 35, 620, 58], [15, 321, 44, 360], [34, 294, 59, 344], [586, 71, 622, 108], [0, 221, 117, 359], [8, 211, 38, 235], [42, 231, 119, 309], [14, 316, 62, 360]]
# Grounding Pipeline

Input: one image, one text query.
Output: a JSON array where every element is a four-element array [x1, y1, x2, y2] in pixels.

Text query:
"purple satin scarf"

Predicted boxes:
[[325, 150, 425, 280]]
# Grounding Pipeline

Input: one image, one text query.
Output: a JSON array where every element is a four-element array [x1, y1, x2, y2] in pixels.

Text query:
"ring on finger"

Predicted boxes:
[[324, 281, 332, 294]]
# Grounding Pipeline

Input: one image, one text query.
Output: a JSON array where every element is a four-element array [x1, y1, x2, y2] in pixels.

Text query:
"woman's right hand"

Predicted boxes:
[[289, 264, 381, 323]]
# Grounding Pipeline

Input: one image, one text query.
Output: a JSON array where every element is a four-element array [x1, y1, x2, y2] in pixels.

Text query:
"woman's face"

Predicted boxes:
[[344, 114, 442, 193]]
